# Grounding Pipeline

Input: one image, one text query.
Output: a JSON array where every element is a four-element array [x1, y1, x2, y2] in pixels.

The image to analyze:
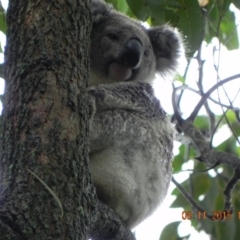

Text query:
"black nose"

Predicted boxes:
[[121, 38, 142, 69]]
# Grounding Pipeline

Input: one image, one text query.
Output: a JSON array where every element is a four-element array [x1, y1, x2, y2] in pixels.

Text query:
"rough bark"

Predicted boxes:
[[0, 0, 93, 239]]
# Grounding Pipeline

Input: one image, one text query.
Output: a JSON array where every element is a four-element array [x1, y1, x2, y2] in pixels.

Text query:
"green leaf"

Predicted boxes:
[[214, 218, 236, 240], [200, 217, 236, 240], [192, 174, 211, 198], [206, 3, 239, 49], [175, 74, 185, 84], [194, 115, 209, 130], [232, 196, 240, 237], [177, 0, 205, 56], [231, 122, 240, 136], [219, 10, 239, 49], [147, 0, 180, 26], [216, 136, 237, 154], [217, 0, 232, 16], [170, 189, 189, 208], [126, 0, 150, 21], [159, 221, 183, 240], [106, 0, 129, 14], [236, 146, 240, 156], [172, 144, 186, 173], [171, 173, 211, 201], [202, 177, 222, 209], [149, 6, 165, 26], [223, 110, 237, 123], [0, 10, 7, 34]]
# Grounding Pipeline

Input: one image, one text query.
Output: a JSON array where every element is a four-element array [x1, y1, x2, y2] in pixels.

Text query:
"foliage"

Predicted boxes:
[[159, 221, 190, 240], [0, 2, 6, 53]]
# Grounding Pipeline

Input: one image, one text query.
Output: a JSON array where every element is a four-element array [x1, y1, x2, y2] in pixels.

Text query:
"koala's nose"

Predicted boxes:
[[122, 38, 142, 69]]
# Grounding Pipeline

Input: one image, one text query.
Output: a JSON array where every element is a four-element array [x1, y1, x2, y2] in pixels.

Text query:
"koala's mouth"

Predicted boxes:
[[108, 62, 136, 82]]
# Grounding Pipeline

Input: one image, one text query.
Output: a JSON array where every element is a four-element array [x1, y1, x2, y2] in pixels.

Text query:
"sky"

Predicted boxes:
[[0, 1, 240, 240]]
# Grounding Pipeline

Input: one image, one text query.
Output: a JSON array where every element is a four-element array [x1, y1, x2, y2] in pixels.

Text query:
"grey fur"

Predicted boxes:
[[88, 0, 182, 229]]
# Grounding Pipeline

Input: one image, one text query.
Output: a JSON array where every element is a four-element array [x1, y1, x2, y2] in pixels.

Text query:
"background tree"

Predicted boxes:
[[0, 0, 239, 240]]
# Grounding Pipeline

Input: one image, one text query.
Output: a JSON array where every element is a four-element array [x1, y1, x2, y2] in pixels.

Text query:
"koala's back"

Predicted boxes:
[[89, 109, 173, 229]]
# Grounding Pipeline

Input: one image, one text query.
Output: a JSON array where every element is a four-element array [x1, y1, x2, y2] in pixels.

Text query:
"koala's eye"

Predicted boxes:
[[144, 50, 149, 57], [107, 33, 118, 40]]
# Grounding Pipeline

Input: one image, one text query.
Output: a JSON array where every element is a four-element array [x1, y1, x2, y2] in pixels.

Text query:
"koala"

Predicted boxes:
[[88, 0, 183, 229]]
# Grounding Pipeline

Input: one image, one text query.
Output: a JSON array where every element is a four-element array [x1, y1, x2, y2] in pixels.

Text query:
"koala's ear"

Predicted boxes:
[[147, 25, 183, 74], [91, 0, 113, 24]]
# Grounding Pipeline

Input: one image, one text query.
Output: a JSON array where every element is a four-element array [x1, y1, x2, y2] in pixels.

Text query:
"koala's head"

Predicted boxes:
[[90, 0, 183, 86]]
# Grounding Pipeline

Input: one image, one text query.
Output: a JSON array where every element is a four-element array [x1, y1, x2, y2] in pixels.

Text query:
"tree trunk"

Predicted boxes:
[[0, 0, 93, 239]]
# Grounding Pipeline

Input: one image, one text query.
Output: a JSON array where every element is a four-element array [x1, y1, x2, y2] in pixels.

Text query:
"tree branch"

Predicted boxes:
[[188, 74, 240, 121]]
